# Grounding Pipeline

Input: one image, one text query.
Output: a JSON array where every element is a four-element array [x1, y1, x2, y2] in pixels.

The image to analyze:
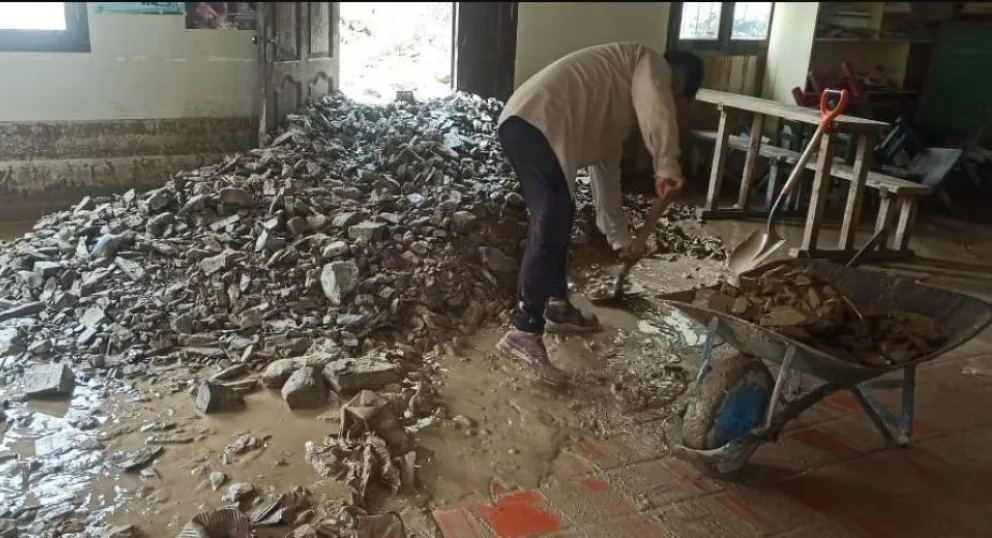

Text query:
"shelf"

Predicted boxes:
[[815, 36, 935, 44]]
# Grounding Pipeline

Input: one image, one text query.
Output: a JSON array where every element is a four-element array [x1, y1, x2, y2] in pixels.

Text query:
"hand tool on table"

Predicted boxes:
[[727, 88, 850, 275], [590, 196, 672, 305]]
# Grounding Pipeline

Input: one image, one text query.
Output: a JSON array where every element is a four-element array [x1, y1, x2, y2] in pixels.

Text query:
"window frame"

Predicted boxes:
[[0, 2, 91, 53], [669, 1, 774, 55]]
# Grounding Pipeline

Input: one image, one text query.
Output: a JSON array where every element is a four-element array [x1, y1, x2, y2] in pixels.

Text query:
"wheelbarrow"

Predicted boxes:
[[657, 259, 992, 475]]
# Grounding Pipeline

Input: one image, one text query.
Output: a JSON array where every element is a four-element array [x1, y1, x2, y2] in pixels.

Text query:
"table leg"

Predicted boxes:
[[705, 108, 730, 212], [799, 133, 837, 253], [838, 134, 872, 251], [874, 192, 895, 250], [736, 113, 765, 210], [893, 196, 919, 252]]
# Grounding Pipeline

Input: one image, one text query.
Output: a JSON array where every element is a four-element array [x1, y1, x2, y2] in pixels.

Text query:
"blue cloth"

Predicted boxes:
[[713, 383, 769, 448]]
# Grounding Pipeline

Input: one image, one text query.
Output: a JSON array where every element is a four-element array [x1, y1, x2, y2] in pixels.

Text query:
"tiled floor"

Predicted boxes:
[[433, 346, 992, 537]]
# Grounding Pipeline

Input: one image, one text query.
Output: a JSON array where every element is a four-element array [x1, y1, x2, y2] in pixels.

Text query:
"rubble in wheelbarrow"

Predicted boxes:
[[701, 265, 947, 367]]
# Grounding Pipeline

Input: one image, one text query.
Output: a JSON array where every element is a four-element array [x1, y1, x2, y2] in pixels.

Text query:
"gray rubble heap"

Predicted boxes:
[[0, 91, 723, 375]]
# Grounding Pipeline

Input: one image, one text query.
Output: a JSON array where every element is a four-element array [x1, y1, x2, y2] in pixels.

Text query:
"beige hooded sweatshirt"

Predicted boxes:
[[498, 42, 683, 250]]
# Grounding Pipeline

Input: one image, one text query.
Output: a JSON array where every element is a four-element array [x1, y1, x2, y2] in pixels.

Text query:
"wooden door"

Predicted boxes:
[[454, 2, 517, 101], [257, 2, 340, 144]]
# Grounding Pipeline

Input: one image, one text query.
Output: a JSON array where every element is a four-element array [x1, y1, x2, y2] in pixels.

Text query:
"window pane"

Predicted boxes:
[[731, 2, 773, 40], [0, 2, 66, 31], [679, 2, 721, 40]]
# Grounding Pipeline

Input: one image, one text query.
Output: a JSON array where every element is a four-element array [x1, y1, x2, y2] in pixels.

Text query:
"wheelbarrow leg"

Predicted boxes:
[[850, 364, 918, 447]]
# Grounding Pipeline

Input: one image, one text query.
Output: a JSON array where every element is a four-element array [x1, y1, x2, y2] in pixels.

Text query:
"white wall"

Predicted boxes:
[[762, 2, 818, 104], [0, 4, 256, 122], [514, 2, 672, 88]]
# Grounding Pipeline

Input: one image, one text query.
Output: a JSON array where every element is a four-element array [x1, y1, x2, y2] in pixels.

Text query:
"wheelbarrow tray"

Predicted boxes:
[[659, 259, 992, 385]]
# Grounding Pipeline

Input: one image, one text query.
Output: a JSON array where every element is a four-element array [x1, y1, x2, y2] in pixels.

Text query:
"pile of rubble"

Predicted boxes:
[[702, 265, 946, 367], [0, 90, 727, 536]]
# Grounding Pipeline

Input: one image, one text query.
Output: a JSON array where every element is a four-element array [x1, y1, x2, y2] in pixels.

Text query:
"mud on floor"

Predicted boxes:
[[0, 258, 718, 537]]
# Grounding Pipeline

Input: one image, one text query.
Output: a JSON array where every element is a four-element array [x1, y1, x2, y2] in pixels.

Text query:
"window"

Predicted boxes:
[[0, 2, 90, 52], [672, 2, 773, 53]]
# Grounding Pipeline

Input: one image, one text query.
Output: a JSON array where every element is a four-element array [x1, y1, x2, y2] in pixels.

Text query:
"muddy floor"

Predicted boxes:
[[4, 211, 992, 536]]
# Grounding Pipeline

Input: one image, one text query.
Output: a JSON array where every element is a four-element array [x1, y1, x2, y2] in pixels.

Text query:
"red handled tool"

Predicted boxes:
[[727, 89, 850, 274]]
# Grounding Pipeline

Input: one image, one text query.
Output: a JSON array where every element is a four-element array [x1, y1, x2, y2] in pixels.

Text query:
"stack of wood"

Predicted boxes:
[[699, 266, 946, 368]]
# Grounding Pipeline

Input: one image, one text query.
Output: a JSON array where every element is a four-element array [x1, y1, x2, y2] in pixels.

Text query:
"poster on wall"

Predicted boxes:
[[93, 3, 186, 15], [185, 2, 257, 30]]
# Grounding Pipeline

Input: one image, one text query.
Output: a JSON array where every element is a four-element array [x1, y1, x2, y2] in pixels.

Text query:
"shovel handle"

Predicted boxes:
[[778, 88, 850, 200]]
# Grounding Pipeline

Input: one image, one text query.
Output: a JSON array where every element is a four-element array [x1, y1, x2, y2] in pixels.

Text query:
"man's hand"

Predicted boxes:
[[655, 176, 685, 200], [616, 238, 648, 264]]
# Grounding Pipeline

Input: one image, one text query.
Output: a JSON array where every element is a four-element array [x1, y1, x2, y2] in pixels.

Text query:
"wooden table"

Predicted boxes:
[[694, 88, 905, 262]]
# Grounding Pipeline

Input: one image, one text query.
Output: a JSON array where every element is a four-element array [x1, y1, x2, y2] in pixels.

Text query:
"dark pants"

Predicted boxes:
[[499, 116, 575, 334]]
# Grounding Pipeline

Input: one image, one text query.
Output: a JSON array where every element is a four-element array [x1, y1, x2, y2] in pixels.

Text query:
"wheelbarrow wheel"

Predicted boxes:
[[680, 353, 774, 475]]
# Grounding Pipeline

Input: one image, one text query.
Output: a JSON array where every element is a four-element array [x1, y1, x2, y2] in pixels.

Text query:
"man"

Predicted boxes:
[[495, 42, 704, 387]]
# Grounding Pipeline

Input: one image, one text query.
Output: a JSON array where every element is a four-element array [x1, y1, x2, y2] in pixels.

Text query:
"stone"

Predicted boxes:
[[80, 305, 106, 328], [193, 382, 246, 414], [33, 261, 61, 278], [281, 366, 329, 410], [0, 301, 44, 323], [321, 240, 350, 259], [286, 216, 309, 236], [479, 247, 517, 273], [320, 261, 359, 305], [220, 187, 255, 207], [348, 221, 387, 242], [23, 363, 75, 398], [451, 211, 478, 233], [322, 358, 401, 394], [222, 482, 256, 503], [104, 524, 142, 538], [261, 358, 301, 389], [331, 212, 362, 228], [200, 253, 230, 276], [209, 471, 228, 491]]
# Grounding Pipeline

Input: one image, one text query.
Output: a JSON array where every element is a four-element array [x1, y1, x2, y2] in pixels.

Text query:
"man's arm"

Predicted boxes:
[[630, 54, 683, 182], [588, 152, 632, 251]]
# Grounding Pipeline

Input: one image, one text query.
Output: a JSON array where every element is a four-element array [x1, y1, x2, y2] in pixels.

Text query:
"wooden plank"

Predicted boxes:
[[789, 247, 915, 263], [736, 113, 765, 210], [696, 88, 888, 134], [800, 133, 837, 251], [704, 109, 731, 212], [689, 130, 932, 195], [874, 192, 895, 250], [893, 196, 919, 251], [837, 134, 873, 250]]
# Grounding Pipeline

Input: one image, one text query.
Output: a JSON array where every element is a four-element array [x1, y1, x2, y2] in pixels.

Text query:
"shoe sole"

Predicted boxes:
[[494, 338, 567, 388]]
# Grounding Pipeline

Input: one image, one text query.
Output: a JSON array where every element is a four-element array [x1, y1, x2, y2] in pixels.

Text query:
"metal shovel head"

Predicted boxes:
[[727, 230, 787, 275]]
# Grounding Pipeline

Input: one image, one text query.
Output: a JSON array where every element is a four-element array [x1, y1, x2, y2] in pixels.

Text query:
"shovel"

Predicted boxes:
[[590, 196, 671, 305], [727, 88, 850, 275]]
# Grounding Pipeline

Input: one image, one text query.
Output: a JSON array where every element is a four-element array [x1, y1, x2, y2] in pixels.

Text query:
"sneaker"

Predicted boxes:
[[545, 298, 601, 334], [495, 329, 569, 387]]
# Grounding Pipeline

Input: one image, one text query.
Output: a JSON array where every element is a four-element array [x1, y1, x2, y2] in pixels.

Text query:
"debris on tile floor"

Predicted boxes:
[[0, 92, 729, 537]]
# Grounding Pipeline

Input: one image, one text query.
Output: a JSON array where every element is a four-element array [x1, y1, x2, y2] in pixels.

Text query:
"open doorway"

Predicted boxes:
[[338, 2, 454, 104]]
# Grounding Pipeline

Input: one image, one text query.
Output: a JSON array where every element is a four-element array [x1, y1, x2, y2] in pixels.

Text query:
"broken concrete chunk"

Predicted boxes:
[[209, 471, 228, 491], [348, 220, 388, 242], [261, 358, 301, 389], [222, 482, 256, 503], [23, 363, 75, 399], [320, 261, 359, 305], [281, 366, 329, 410], [220, 187, 255, 208], [322, 357, 401, 394], [479, 247, 517, 273], [193, 382, 246, 414], [0, 301, 45, 323], [331, 211, 362, 228], [200, 253, 230, 276], [321, 240, 350, 259]]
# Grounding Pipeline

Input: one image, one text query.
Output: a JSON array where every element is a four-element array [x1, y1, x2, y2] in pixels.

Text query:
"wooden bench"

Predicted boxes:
[[691, 129, 931, 258]]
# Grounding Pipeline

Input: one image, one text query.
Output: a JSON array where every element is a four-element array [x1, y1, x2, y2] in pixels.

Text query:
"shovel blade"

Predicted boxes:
[[727, 231, 786, 275]]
